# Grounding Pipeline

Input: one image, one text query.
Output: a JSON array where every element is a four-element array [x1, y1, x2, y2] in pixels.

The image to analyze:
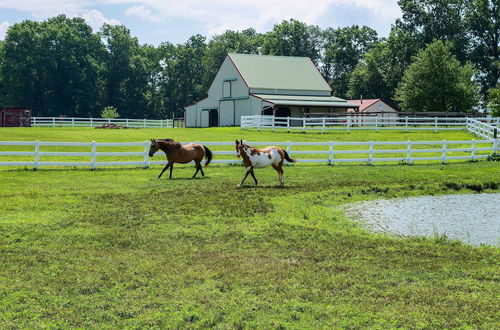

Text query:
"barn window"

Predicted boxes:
[[223, 81, 231, 98]]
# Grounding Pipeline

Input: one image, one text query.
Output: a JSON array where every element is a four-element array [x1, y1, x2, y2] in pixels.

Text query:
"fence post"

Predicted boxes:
[[160, 119, 163, 128], [442, 140, 447, 164], [434, 117, 438, 133], [144, 141, 150, 168], [302, 117, 306, 133], [90, 117, 93, 127], [286, 141, 292, 165], [287, 117, 290, 133], [328, 141, 334, 165], [405, 116, 408, 132], [52, 117, 55, 127], [91, 141, 96, 170], [272, 116, 275, 131], [368, 141, 374, 165], [126, 118, 129, 127], [143, 118, 146, 128], [33, 117, 36, 126], [406, 140, 412, 165], [34, 140, 40, 170], [375, 118, 378, 132], [72, 117, 75, 127], [347, 117, 351, 133], [322, 117, 326, 134], [108, 118, 111, 124], [493, 138, 498, 154], [470, 139, 476, 161]]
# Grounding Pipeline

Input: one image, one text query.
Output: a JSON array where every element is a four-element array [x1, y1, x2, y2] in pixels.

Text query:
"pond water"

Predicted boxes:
[[346, 193, 500, 246]]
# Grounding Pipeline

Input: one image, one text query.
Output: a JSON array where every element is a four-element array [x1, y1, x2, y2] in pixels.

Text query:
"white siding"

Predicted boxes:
[[220, 101, 234, 126], [208, 56, 249, 99]]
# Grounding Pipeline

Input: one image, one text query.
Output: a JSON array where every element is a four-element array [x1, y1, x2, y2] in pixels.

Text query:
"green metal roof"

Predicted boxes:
[[253, 94, 358, 108], [229, 53, 332, 92]]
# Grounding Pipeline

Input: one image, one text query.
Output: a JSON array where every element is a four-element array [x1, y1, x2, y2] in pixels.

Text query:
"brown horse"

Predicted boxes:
[[149, 139, 212, 179], [235, 140, 296, 187]]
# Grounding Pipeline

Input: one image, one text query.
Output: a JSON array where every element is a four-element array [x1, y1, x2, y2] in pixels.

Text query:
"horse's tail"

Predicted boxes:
[[203, 145, 212, 167], [282, 149, 296, 163]]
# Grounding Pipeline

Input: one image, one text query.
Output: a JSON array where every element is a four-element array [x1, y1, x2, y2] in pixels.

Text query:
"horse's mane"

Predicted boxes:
[[157, 139, 182, 149]]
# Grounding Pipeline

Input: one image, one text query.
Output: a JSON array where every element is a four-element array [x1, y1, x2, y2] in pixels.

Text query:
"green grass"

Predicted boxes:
[[0, 127, 492, 165], [0, 126, 477, 143], [1, 127, 499, 328]]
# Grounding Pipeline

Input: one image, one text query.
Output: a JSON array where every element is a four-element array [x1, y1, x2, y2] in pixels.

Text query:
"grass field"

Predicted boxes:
[[1, 127, 499, 328], [0, 127, 494, 166]]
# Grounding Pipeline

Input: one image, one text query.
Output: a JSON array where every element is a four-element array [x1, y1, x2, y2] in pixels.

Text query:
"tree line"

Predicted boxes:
[[0, 0, 498, 118]]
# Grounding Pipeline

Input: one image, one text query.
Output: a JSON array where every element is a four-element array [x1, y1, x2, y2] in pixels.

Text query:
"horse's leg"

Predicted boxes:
[[169, 162, 174, 179], [199, 163, 205, 177], [249, 168, 258, 185], [192, 162, 201, 178], [158, 162, 171, 179], [237, 167, 252, 187], [272, 164, 284, 186]]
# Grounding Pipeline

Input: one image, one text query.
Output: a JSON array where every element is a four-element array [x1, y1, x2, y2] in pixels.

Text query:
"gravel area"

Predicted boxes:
[[346, 193, 500, 246]]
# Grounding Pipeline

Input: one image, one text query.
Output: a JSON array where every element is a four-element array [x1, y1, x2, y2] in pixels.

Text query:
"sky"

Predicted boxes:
[[0, 0, 402, 45]]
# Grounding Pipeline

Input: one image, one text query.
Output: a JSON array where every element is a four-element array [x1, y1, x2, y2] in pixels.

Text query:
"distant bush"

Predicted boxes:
[[101, 106, 120, 119]]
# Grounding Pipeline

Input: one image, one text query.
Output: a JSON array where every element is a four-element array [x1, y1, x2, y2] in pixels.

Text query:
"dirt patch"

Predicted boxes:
[[95, 123, 137, 129]]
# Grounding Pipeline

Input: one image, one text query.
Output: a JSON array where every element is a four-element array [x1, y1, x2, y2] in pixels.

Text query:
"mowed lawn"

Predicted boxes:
[[1, 127, 499, 328], [0, 126, 478, 143]]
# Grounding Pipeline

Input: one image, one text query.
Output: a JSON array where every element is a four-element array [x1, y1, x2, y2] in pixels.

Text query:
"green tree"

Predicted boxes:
[[159, 35, 207, 118], [0, 16, 104, 116], [465, 0, 500, 95], [487, 87, 500, 116], [395, 40, 479, 112], [397, 0, 470, 62], [261, 19, 322, 64], [347, 42, 395, 105], [322, 25, 378, 97]]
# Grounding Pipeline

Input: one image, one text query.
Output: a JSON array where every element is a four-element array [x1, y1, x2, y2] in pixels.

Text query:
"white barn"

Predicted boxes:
[[185, 53, 358, 127]]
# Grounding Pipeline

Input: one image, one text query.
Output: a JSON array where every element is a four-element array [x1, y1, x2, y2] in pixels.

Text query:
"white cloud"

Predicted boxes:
[[0, 0, 89, 19], [0, 1, 402, 40], [125, 5, 161, 23], [82, 10, 120, 31], [0, 21, 10, 40], [113, 0, 401, 36]]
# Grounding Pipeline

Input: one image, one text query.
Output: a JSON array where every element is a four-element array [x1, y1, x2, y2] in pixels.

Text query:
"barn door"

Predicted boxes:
[[209, 109, 218, 127]]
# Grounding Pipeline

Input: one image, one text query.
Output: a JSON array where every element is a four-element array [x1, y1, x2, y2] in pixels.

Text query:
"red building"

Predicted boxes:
[[0, 108, 32, 127]]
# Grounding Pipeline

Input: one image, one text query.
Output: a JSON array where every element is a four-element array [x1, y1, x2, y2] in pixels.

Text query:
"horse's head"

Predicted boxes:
[[149, 139, 160, 157], [235, 139, 243, 158]]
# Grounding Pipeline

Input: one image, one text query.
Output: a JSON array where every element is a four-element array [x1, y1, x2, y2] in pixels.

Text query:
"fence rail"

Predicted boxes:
[[466, 118, 499, 139], [31, 117, 174, 128], [0, 139, 497, 169], [241, 115, 500, 133]]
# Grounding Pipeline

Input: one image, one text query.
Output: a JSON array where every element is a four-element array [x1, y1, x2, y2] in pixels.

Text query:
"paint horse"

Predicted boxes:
[[235, 140, 296, 187], [149, 139, 212, 179]]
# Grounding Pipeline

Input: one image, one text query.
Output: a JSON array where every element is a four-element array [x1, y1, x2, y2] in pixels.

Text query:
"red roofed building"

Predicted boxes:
[[347, 99, 397, 125]]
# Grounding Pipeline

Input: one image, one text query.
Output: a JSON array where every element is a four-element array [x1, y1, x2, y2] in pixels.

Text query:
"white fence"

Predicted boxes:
[[241, 115, 500, 133], [0, 139, 497, 169], [31, 117, 173, 128], [466, 118, 499, 139]]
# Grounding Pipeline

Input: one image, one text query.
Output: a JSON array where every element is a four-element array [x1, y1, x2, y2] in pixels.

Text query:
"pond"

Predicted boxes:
[[346, 193, 500, 246]]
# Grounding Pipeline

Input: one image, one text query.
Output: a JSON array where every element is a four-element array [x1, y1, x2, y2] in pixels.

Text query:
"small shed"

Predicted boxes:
[[0, 108, 32, 127], [346, 99, 397, 125]]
